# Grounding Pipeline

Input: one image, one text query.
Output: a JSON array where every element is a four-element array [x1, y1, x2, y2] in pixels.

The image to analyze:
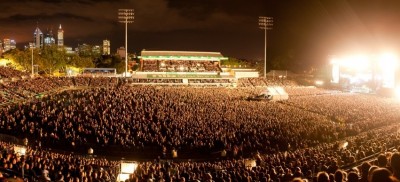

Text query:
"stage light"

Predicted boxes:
[[340, 55, 370, 71]]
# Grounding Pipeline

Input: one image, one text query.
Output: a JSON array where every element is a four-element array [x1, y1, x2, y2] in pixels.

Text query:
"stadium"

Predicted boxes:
[[0, 51, 400, 182]]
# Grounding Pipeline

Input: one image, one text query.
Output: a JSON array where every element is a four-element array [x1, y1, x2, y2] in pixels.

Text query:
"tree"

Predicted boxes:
[[67, 54, 95, 68], [4, 49, 31, 71], [112, 56, 125, 73], [39, 45, 67, 74]]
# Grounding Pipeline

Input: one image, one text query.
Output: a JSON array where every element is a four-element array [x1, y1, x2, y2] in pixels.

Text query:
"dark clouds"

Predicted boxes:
[[1, 0, 400, 68]]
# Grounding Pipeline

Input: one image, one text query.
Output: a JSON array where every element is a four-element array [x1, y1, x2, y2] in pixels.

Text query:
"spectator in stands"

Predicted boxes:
[[347, 171, 359, 182], [370, 168, 397, 182], [391, 152, 400, 180], [317, 171, 330, 182], [378, 153, 389, 168], [359, 162, 371, 182], [334, 170, 346, 182]]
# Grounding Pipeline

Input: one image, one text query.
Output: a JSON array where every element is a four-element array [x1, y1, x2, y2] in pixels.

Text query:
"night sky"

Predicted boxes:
[[1, 0, 400, 69]]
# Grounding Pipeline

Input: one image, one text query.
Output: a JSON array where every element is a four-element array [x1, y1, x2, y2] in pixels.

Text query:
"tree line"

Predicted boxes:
[[2, 45, 126, 74]]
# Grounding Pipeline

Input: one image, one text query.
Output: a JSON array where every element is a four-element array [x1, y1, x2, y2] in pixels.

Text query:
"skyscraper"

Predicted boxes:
[[3, 39, 11, 52], [34, 26, 43, 49], [103, 39, 110, 55], [10, 40, 16, 50], [44, 28, 55, 45], [0, 40, 3, 55], [58, 24, 64, 47], [117, 47, 126, 58]]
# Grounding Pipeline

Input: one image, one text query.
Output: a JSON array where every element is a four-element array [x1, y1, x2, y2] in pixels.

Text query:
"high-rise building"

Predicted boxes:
[[10, 40, 16, 50], [28, 42, 35, 49], [92, 45, 101, 55], [58, 24, 64, 47], [103, 39, 110, 55], [44, 28, 55, 45], [3, 39, 11, 52], [117, 47, 126, 58], [0, 40, 3, 55], [77, 43, 92, 56], [34, 26, 43, 49]]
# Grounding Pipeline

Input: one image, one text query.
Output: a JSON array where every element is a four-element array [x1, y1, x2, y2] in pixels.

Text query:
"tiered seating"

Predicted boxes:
[[143, 60, 221, 72], [142, 60, 158, 71]]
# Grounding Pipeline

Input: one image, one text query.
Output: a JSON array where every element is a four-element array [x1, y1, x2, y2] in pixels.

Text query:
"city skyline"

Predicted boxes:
[[1, 0, 400, 69]]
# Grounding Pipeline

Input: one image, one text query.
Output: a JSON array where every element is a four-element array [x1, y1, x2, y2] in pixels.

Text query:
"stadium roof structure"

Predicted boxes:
[[139, 50, 228, 61]]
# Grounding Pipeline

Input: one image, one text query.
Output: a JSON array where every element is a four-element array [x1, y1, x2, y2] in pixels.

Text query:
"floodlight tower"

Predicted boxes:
[[118, 9, 134, 77], [259, 16, 273, 78]]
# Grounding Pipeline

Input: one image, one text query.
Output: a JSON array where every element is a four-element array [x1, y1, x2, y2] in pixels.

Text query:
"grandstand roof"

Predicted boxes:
[[140, 50, 228, 61]]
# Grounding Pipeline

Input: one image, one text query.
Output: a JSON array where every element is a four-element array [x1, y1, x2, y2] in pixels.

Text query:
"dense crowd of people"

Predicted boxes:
[[0, 141, 119, 181], [1, 67, 400, 181], [238, 77, 299, 87], [0, 66, 30, 79]]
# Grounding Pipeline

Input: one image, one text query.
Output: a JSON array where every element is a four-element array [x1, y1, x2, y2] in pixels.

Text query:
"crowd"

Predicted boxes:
[[5, 86, 334, 157], [0, 66, 30, 79], [238, 77, 299, 87], [0, 141, 119, 181], [0, 67, 400, 181]]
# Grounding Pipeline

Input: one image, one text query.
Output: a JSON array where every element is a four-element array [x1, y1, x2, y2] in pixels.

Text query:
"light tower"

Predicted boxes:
[[118, 9, 134, 77], [258, 16, 273, 78]]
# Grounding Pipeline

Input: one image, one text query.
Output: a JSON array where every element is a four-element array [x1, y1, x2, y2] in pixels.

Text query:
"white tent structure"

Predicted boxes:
[[260, 86, 289, 101]]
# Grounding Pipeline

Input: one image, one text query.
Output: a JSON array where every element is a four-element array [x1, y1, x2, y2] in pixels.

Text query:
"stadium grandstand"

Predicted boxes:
[[2, 66, 400, 181], [132, 50, 241, 86], [139, 50, 227, 72]]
